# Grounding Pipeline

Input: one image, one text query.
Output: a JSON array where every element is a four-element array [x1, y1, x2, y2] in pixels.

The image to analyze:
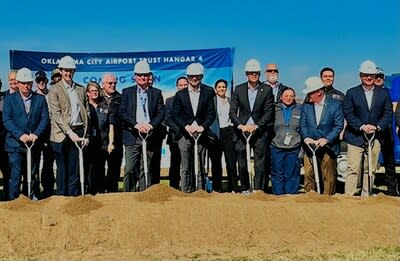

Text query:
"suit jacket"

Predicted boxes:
[[264, 82, 288, 103], [2, 91, 49, 152], [396, 103, 400, 138], [165, 96, 181, 144], [299, 96, 344, 155], [229, 81, 274, 132], [119, 85, 164, 145], [48, 81, 89, 143], [343, 84, 392, 147], [208, 96, 232, 140], [171, 84, 216, 137]]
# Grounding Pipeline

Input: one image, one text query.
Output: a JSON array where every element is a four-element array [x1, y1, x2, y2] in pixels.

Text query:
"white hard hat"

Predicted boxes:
[[303, 76, 324, 94], [58, 56, 76, 69], [359, 60, 377, 74], [134, 60, 151, 74], [376, 66, 384, 75], [186, 63, 204, 75], [16, 67, 34, 82], [244, 59, 261, 72]]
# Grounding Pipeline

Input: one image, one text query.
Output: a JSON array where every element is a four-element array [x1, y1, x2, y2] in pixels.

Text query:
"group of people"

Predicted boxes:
[[0, 55, 399, 201]]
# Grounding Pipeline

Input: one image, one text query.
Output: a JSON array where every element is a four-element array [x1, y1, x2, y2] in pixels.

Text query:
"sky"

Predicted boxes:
[[0, 0, 399, 98]]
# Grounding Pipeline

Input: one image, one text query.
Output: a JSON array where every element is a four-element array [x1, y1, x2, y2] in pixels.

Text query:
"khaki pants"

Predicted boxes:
[[345, 141, 381, 196], [303, 150, 337, 195]]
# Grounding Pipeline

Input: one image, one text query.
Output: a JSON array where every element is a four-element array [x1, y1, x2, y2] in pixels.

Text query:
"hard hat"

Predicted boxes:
[[303, 76, 324, 94], [35, 71, 48, 82], [58, 56, 76, 69], [186, 63, 204, 75], [51, 68, 61, 78], [244, 59, 261, 72], [376, 66, 384, 75], [134, 60, 151, 74], [16, 67, 34, 82], [359, 60, 377, 74]]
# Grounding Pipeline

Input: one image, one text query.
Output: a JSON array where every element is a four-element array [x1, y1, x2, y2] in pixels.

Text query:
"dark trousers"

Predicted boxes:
[[51, 132, 83, 196], [105, 146, 123, 192], [235, 130, 269, 191], [84, 138, 105, 195], [380, 127, 398, 195], [8, 149, 40, 200], [0, 140, 10, 200], [208, 126, 238, 192], [124, 142, 155, 192], [270, 146, 301, 195], [149, 133, 164, 185], [178, 135, 207, 193], [168, 142, 181, 189], [38, 142, 55, 198]]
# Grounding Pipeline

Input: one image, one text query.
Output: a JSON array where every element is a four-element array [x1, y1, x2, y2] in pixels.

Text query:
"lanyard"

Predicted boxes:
[[282, 107, 292, 132], [139, 90, 148, 120]]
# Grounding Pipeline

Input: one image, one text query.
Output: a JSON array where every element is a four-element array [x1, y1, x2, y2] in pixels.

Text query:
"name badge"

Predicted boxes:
[[284, 134, 292, 145]]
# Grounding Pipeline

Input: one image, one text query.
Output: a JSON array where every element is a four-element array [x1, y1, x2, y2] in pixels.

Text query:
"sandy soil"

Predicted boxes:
[[0, 184, 399, 261]]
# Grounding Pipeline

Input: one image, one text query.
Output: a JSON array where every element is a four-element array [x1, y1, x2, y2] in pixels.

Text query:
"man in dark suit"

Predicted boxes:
[[171, 63, 215, 193], [2, 68, 49, 200], [300, 76, 344, 195], [229, 59, 275, 192], [343, 60, 392, 196], [165, 76, 188, 189], [119, 60, 165, 192]]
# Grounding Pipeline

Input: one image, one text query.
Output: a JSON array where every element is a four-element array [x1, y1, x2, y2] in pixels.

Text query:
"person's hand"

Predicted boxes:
[[238, 124, 247, 132], [196, 126, 204, 133], [68, 131, 80, 142], [143, 123, 153, 133], [107, 143, 115, 154], [361, 124, 377, 134], [28, 133, 38, 143], [19, 134, 30, 143], [82, 138, 89, 147], [315, 138, 328, 147], [247, 124, 258, 133], [304, 138, 315, 145], [134, 123, 147, 133], [185, 125, 195, 135]]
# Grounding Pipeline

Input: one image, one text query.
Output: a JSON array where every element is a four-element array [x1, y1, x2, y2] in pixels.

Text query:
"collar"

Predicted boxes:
[[315, 94, 326, 106], [20, 92, 32, 101], [265, 81, 280, 88], [247, 82, 259, 90], [188, 85, 201, 93], [137, 86, 148, 94], [362, 85, 375, 92], [62, 79, 74, 89]]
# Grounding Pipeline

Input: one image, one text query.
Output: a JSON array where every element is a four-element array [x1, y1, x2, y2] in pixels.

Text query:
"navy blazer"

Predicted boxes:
[[343, 85, 392, 147], [299, 96, 344, 155], [164, 96, 181, 144], [229, 81, 275, 132], [119, 85, 165, 146], [2, 91, 49, 152], [171, 84, 216, 137]]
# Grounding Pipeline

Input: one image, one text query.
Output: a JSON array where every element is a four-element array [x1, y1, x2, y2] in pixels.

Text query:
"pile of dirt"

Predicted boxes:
[[0, 184, 398, 261]]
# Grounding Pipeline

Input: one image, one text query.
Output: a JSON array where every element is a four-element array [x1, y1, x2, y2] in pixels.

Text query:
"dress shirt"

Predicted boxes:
[[314, 94, 326, 126], [188, 85, 201, 126], [362, 85, 374, 110], [216, 96, 232, 128], [62, 79, 82, 126], [136, 86, 149, 123], [247, 82, 258, 125]]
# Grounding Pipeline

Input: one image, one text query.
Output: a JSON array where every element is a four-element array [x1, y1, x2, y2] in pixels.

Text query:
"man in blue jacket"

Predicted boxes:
[[343, 60, 392, 196], [2, 68, 49, 200], [300, 76, 344, 195]]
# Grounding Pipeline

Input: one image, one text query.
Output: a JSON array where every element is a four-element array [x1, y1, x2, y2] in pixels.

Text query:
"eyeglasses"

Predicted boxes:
[[375, 74, 384, 79], [136, 73, 150, 77], [266, 69, 278, 73], [360, 73, 376, 78], [36, 79, 48, 84], [246, 71, 260, 76], [188, 75, 202, 79], [106, 82, 117, 85]]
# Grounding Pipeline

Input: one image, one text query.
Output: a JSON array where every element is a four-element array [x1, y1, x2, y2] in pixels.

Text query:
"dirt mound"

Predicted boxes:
[[62, 195, 103, 216], [135, 184, 186, 202], [0, 190, 398, 261]]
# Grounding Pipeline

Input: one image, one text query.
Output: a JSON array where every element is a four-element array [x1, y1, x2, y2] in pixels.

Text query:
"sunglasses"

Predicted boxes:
[[136, 73, 150, 77], [375, 74, 384, 80], [360, 73, 376, 78], [106, 82, 117, 85], [266, 69, 278, 73], [246, 71, 260, 76]]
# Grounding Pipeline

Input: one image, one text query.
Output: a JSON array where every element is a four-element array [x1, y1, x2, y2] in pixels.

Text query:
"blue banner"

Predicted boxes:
[[9, 48, 234, 94]]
